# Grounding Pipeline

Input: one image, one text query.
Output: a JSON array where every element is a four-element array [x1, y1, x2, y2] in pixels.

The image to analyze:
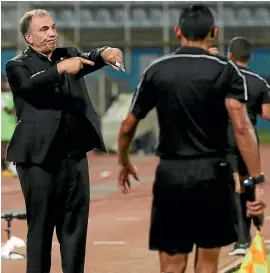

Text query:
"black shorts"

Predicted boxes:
[[226, 151, 249, 177], [149, 157, 237, 254]]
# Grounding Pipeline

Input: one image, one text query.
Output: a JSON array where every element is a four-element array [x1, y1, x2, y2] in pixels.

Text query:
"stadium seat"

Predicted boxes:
[[254, 8, 270, 26], [131, 8, 148, 27], [59, 9, 78, 28], [2, 10, 17, 29], [169, 9, 180, 26], [79, 9, 95, 27], [114, 9, 127, 26], [237, 8, 254, 26], [96, 9, 112, 26], [223, 8, 237, 27], [149, 8, 163, 26]]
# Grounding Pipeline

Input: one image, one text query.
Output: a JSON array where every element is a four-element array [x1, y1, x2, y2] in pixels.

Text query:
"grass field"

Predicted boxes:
[[258, 129, 270, 144]]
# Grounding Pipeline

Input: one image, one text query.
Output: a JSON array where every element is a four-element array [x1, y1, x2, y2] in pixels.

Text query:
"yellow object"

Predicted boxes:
[[238, 231, 269, 273], [1, 170, 13, 177]]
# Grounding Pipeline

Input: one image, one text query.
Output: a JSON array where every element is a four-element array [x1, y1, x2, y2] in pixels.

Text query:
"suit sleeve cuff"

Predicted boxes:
[[50, 65, 64, 86]]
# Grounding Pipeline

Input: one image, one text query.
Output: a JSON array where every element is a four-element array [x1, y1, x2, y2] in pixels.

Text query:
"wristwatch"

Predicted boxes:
[[96, 46, 108, 57], [249, 173, 265, 185]]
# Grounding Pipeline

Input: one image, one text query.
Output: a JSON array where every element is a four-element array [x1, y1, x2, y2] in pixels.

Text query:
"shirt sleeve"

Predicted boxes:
[[69, 46, 107, 78], [260, 80, 270, 104], [129, 68, 158, 120], [5, 60, 63, 97], [226, 61, 248, 103]]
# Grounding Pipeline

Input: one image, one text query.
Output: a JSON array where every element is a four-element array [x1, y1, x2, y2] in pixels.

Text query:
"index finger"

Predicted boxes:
[[79, 58, 95, 66]]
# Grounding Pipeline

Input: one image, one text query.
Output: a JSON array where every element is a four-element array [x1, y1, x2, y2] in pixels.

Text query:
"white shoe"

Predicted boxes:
[[7, 162, 18, 176], [228, 242, 249, 256]]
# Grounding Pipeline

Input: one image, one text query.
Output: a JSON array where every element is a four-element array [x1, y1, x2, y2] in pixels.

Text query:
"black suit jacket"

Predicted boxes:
[[5, 46, 107, 164]]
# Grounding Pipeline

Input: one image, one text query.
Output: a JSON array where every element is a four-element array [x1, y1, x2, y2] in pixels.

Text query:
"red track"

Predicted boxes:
[[2, 145, 270, 273]]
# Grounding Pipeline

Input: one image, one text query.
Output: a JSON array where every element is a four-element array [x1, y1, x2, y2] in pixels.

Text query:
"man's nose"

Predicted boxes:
[[49, 29, 58, 38]]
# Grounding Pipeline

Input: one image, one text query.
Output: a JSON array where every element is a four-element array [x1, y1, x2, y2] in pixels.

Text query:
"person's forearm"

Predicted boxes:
[[234, 119, 261, 177], [118, 127, 137, 166], [76, 47, 107, 78], [6, 62, 63, 96]]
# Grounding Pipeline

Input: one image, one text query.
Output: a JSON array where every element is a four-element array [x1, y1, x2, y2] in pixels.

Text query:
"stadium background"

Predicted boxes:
[[1, 1, 270, 273]]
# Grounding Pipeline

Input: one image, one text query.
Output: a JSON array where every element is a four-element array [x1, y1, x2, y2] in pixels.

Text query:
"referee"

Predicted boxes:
[[117, 4, 266, 273], [225, 37, 270, 256]]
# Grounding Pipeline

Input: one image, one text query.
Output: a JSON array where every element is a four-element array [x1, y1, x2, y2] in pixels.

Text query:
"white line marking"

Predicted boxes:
[[115, 217, 141, 222], [94, 241, 125, 245]]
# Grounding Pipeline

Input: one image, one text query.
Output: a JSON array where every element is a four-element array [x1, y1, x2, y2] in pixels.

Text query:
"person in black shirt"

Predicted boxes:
[[5, 9, 124, 273], [117, 4, 266, 273], [225, 37, 270, 256]]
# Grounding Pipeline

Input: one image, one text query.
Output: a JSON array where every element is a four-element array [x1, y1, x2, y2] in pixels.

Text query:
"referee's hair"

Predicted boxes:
[[228, 37, 252, 63], [179, 4, 214, 41]]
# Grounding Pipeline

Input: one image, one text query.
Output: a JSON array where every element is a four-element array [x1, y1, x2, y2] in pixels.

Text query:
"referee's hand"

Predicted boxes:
[[118, 163, 139, 194], [247, 183, 266, 217], [208, 47, 219, 55]]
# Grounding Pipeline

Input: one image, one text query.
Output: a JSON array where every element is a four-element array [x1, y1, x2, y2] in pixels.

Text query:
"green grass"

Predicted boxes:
[[258, 129, 270, 144]]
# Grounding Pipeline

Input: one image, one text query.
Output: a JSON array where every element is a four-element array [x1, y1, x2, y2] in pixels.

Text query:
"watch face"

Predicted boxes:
[[243, 178, 254, 187]]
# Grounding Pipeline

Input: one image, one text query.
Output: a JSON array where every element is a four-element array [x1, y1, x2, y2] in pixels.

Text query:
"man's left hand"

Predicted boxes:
[[101, 47, 124, 71], [118, 162, 139, 194], [208, 47, 219, 55]]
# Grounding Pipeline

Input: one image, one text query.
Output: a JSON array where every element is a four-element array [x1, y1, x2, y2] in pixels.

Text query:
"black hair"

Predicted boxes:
[[178, 4, 214, 41], [228, 37, 252, 63]]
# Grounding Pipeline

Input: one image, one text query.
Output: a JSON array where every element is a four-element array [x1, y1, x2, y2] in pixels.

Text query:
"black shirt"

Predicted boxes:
[[227, 66, 270, 154], [130, 47, 248, 159], [236, 66, 270, 126], [30, 47, 95, 156]]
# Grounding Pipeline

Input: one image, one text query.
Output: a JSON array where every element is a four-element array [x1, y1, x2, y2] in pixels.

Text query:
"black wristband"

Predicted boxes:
[[96, 46, 108, 58], [250, 173, 265, 184]]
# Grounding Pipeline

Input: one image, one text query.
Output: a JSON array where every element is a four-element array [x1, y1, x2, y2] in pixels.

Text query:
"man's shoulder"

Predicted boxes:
[[5, 51, 28, 71], [141, 53, 179, 76], [239, 67, 270, 88]]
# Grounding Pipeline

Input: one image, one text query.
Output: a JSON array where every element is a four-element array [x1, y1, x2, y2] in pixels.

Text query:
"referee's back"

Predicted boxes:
[[131, 47, 247, 159]]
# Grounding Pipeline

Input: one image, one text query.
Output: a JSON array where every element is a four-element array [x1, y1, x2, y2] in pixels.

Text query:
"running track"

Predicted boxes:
[[2, 145, 270, 273]]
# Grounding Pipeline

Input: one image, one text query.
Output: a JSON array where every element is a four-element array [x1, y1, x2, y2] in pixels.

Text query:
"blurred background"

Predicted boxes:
[[1, 0, 270, 156]]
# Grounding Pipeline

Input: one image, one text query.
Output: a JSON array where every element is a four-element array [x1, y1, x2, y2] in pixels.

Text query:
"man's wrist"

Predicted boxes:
[[250, 173, 265, 185], [97, 46, 109, 58], [118, 155, 130, 166], [57, 62, 65, 75]]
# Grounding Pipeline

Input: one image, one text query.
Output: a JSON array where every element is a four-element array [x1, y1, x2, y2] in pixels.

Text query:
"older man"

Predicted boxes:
[[5, 9, 124, 273]]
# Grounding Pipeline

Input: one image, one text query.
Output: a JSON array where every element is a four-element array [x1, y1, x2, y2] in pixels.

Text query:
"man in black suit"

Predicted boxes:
[[5, 9, 124, 273]]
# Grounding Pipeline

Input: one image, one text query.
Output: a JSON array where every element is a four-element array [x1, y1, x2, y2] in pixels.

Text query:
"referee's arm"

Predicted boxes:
[[118, 70, 157, 166], [260, 81, 270, 120], [225, 61, 261, 178]]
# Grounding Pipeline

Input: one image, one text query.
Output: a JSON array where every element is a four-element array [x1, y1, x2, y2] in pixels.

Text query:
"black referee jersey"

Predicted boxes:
[[130, 47, 248, 159], [226, 66, 270, 174], [236, 66, 270, 126]]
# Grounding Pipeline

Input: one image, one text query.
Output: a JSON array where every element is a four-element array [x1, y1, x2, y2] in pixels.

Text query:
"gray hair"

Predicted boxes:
[[20, 9, 51, 37]]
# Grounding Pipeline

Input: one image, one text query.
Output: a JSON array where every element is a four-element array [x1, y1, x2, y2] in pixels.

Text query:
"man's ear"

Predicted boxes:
[[174, 26, 182, 40], [227, 51, 232, 60], [210, 27, 219, 40], [25, 33, 32, 45]]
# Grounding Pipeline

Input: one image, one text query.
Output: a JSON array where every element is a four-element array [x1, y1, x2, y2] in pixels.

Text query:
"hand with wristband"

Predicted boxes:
[[244, 173, 266, 227]]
